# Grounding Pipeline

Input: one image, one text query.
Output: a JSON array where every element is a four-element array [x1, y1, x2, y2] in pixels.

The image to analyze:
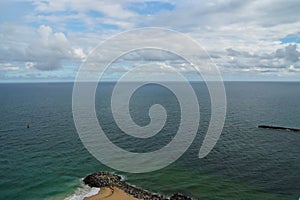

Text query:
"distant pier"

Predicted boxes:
[[258, 125, 300, 132]]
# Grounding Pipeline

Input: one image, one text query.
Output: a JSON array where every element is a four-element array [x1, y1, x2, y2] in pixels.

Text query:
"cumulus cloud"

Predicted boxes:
[[0, 24, 85, 72], [27, 25, 73, 70], [1, 0, 300, 81], [274, 44, 300, 63], [216, 44, 300, 76]]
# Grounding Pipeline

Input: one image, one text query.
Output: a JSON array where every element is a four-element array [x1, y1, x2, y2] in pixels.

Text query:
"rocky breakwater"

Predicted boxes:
[[258, 125, 300, 132], [83, 172, 194, 200]]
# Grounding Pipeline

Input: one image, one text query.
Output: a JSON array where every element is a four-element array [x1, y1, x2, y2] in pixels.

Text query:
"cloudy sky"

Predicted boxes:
[[0, 0, 300, 82]]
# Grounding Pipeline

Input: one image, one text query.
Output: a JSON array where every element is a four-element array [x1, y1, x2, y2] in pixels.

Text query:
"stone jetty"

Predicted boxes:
[[83, 172, 194, 200], [258, 125, 300, 132]]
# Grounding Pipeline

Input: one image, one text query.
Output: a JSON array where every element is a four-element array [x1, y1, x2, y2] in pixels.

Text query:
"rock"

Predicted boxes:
[[170, 193, 193, 200], [83, 172, 195, 200], [83, 172, 121, 187], [258, 125, 300, 132]]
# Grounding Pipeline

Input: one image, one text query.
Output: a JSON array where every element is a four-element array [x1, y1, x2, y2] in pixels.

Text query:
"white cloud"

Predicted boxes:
[[32, 0, 135, 18], [29, 0, 138, 29], [0, 24, 85, 72], [73, 48, 86, 60], [214, 44, 300, 77], [27, 25, 72, 70], [1, 0, 300, 81], [0, 63, 20, 71]]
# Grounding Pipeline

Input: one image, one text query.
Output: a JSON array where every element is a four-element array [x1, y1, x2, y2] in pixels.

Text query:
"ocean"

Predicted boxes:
[[0, 82, 299, 200]]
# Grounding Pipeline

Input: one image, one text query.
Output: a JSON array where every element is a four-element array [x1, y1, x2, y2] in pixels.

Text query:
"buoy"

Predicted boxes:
[[27, 123, 30, 128]]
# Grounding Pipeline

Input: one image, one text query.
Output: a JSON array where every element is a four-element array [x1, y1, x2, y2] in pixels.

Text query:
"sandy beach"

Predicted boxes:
[[84, 187, 140, 200]]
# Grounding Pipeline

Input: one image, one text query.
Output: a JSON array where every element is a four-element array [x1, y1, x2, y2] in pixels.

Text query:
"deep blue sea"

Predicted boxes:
[[0, 82, 299, 200]]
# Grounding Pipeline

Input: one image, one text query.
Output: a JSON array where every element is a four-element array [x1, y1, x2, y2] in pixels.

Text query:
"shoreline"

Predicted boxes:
[[83, 172, 193, 200], [84, 187, 140, 200]]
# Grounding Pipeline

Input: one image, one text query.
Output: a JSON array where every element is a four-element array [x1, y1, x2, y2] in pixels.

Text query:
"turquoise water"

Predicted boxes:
[[0, 82, 299, 199]]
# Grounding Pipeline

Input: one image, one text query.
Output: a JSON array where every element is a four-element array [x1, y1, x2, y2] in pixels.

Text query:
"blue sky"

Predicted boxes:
[[0, 0, 300, 82]]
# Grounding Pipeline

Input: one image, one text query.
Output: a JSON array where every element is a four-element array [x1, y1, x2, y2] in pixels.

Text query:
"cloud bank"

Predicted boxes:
[[0, 0, 299, 81]]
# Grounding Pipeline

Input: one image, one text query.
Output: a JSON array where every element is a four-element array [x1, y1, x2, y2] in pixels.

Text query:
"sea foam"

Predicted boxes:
[[64, 184, 99, 200]]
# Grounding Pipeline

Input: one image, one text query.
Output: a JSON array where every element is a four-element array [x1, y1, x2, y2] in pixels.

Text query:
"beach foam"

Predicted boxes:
[[64, 184, 99, 200]]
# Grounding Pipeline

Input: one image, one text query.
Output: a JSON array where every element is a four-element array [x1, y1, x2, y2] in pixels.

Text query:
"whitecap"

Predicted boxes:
[[64, 184, 99, 200]]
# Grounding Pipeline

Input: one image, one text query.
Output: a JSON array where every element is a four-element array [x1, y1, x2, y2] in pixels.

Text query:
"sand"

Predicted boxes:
[[84, 187, 140, 200]]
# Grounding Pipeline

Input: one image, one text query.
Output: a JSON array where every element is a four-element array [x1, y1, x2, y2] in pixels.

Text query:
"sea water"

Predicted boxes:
[[0, 82, 299, 200]]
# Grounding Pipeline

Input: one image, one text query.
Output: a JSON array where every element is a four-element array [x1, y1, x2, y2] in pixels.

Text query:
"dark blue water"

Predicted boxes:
[[0, 82, 299, 200]]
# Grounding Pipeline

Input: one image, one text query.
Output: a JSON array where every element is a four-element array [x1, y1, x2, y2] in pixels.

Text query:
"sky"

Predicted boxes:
[[0, 0, 300, 82]]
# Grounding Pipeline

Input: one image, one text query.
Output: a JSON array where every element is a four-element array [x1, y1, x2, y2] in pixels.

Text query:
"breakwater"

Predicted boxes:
[[83, 172, 193, 200], [258, 125, 300, 132]]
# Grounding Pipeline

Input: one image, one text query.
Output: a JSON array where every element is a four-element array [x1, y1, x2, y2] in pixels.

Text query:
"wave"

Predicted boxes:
[[64, 183, 99, 200]]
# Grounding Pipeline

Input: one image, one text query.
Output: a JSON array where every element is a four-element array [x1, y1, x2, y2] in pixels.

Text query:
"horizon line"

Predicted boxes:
[[0, 80, 300, 84]]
